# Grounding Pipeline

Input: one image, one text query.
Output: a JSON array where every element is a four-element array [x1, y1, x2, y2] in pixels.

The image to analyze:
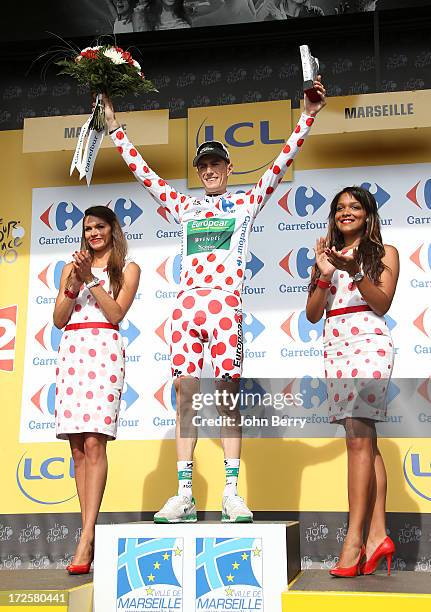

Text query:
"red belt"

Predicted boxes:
[[326, 305, 372, 318], [65, 322, 119, 331]]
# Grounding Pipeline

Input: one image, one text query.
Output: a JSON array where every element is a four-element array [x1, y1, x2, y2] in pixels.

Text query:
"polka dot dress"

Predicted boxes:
[[324, 262, 394, 423], [55, 267, 125, 440]]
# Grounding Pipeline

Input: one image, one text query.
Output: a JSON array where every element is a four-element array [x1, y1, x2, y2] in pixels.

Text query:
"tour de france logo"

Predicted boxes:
[[117, 538, 183, 611], [195, 537, 263, 611]]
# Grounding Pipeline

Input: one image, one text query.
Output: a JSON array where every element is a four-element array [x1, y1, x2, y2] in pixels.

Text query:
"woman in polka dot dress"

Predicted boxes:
[[53, 206, 140, 574], [306, 187, 399, 577]]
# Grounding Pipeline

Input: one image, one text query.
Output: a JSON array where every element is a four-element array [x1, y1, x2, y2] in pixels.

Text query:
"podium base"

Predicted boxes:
[[283, 569, 431, 612], [0, 570, 93, 612]]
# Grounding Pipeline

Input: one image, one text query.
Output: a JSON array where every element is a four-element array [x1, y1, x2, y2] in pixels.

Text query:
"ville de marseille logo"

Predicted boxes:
[[196, 538, 263, 611], [117, 538, 183, 610]]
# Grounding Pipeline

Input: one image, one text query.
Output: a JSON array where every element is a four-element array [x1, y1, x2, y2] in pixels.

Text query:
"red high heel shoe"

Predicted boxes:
[[329, 545, 365, 577], [67, 561, 92, 575], [67, 544, 94, 575], [360, 536, 395, 576]]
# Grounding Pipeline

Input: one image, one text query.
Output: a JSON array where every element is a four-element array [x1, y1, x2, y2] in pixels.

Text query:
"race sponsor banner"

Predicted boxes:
[[20, 162, 431, 442]]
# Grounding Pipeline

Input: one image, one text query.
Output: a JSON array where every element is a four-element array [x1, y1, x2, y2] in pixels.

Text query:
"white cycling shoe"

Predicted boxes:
[[222, 495, 253, 523], [153, 495, 197, 523]]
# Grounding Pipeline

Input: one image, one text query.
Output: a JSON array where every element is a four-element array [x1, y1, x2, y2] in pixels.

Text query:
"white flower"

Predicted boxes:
[[80, 45, 102, 53], [103, 48, 126, 65], [132, 59, 141, 71]]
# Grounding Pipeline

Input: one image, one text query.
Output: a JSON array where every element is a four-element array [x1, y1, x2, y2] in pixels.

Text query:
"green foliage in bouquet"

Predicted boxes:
[[56, 45, 157, 98]]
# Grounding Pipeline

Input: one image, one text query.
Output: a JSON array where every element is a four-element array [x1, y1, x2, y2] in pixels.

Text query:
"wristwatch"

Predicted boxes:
[[351, 271, 364, 283], [85, 276, 100, 289]]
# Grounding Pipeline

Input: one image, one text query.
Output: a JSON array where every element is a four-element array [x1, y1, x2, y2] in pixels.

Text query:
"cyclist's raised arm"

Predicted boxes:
[[247, 77, 326, 218], [104, 94, 193, 223]]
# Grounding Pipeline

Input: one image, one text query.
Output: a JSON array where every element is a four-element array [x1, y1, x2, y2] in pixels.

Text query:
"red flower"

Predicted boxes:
[[81, 49, 98, 60]]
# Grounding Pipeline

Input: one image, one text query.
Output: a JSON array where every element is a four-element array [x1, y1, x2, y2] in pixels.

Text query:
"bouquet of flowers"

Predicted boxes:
[[56, 44, 157, 184], [57, 44, 157, 130]]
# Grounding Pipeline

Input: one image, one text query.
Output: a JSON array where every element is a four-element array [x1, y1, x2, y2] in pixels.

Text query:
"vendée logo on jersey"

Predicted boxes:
[[0, 305, 18, 372], [16, 450, 76, 506], [279, 247, 315, 279], [403, 444, 431, 502], [278, 186, 326, 217], [406, 179, 431, 209], [281, 310, 324, 343], [410, 243, 431, 272]]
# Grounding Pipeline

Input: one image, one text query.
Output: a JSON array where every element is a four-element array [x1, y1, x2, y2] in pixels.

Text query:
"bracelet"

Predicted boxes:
[[316, 278, 332, 289], [85, 276, 100, 290], [64, 289, 79, 299]]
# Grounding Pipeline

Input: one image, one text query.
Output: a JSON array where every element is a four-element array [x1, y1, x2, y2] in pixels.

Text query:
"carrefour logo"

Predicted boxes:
[[245, 252, 264, 280], [283, 376, 327, 410], [410, 243, 431, 273], [39, 199, 143, 233], [16, 450, 76, 505], [31, 383, 56, 416], [406, 179, 431, 209], [40, 202, 83, 232], [35, 324, 63, 352], [417, 379, 431, 404], [360, 182, 390, 209], [121, 383, 139, 411], [38, 260, 65, 291], [403, 445, 431, 502], [242, 312, 265, 343], [281, 310, 323, 343], [279, 248, 315, 279], [33, 319, 139, 356], [157, 254, 182, 285], [112, 198, 143, 228], [154, 380, 177, 413], [278, 186, 325, 217], [413, 307, 431, 338]]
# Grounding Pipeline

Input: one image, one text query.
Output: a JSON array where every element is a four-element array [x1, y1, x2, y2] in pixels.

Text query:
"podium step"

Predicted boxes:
[[0, 570, 93, 611], [283, 569, 431, 612], [94, 520, 299, 611]]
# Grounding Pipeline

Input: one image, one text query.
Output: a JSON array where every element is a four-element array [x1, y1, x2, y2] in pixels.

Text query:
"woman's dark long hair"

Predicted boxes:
[[143, 0, 190, 30], [309, 186, 386, 294], [66, 206, 127, 299], [116, 0, 138, 22]]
